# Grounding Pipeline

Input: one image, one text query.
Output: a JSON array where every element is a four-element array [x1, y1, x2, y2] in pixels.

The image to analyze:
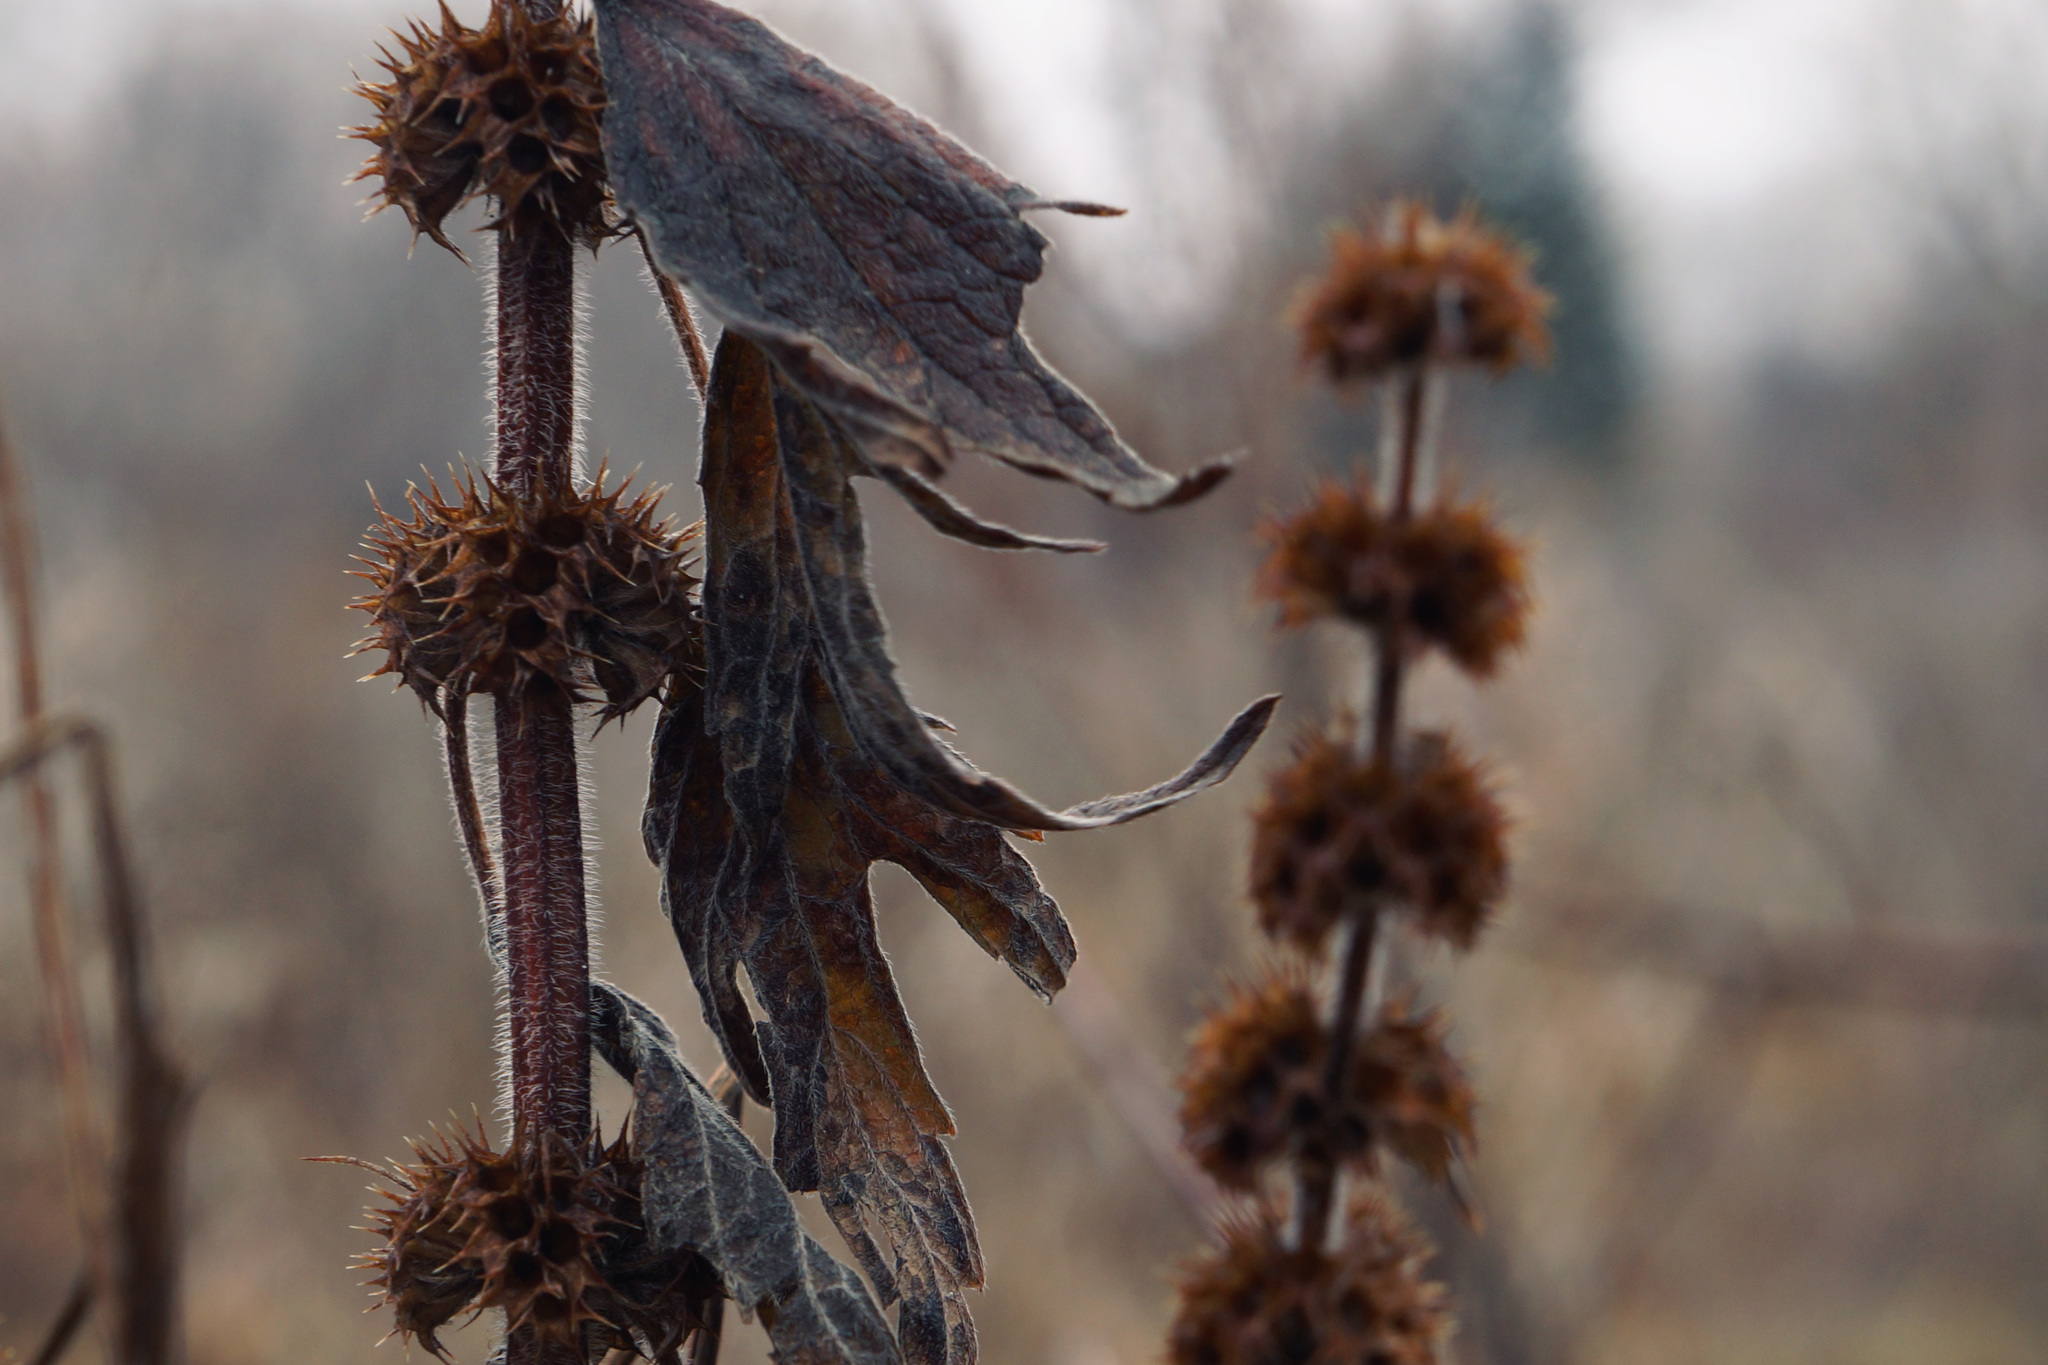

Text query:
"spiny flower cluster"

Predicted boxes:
[[1250, 728, 1508, 953], [1295, 201, 1551, 383], [362, 1126, 638, 1356], [1169, 1196, 1449, 1365], [352, 468, 700, 720], [1179, 973, 1476, 1192], [1258, 484, 1528, 677], [351, 0, 610, 253]]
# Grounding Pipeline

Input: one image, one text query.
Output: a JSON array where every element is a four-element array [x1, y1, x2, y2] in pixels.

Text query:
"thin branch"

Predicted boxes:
[[26, 1271, 93, 1365], [637, 229, 711, 400], [0, 717, 187, 1365], [0, 394, 107, 1284]]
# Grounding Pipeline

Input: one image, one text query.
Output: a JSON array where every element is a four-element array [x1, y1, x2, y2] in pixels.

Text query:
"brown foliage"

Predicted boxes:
[[1168, 1196, 1448, 1365], [351, 0, 611, 252], [1251, 727, 1507, 953], [641, 332, 1274, 1365], [1258, 484, 1529, 677], [1295, 200, 1550, 382], [592, 0, 1232, 510]]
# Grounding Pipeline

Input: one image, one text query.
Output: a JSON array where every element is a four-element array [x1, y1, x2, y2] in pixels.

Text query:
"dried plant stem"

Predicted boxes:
[[0, 407, 109, 1287], [0, 717, 186, 1365], [28, 1272, 93, 1365], [637, 229, 711, 399], [1297, 366, 1429, 1253]]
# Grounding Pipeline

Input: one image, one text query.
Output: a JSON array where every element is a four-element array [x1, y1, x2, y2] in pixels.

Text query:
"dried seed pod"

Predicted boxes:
[[1169, 1195, 1448, 1365], [351, 0, 611, 253], [1179, 973, 1478, 1192], [360, 1126, 640, 1357], [1296, 201, 1550, 383], [1250, 726, 1507, 952], [1353, 997, 1476, 1189], [1179, 968, 1340, 1190], [352, 468, 700, 720], [1258, 484, 1529, 677]]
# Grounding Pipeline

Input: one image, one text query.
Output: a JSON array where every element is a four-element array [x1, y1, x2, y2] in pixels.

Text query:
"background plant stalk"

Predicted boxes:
[[1293, 365, 1427, 1253]]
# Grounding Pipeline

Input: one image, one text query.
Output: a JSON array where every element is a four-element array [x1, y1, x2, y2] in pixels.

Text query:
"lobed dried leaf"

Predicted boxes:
[[352, 466, 700, 721], [590, 0, 1233, 511], [641, 332, 1275, 1365], [1169, 1194, 1449, 1365], [590, 982, 901, 1365], [1250, 725, 1507, 954], [1295, 200, 1550, 383], [351, 0, 613, 253], [1257, 483, 1529, 677]]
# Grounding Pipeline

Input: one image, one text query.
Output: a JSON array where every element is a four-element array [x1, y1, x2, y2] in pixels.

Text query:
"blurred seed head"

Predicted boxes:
[[1296, 201, 1550, 383], [352, 468, 701, 720], [1258, 483, 1530, 677], [1251, 726, 1508, 953], [1353, 997, 1476, 1190], [351, 0, 612, 255], [1180, 966, 1338, 1190], [1179, 972, 1478, 1193], [1169, 1194, 1448, 1365]]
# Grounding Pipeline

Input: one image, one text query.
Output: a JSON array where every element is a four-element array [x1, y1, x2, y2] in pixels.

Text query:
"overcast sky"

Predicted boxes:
[[4, 0, 2043, 375]]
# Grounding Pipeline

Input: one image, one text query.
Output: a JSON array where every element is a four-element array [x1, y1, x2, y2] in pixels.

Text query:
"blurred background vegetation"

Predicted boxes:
[[3, 0, 2046, 1362]]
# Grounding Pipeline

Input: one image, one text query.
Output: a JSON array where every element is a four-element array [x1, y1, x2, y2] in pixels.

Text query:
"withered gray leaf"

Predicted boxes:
[[590, 981, 900, 1365], [591, 0, 1232, 510], [860, 460, 1104, 556], [765, 356, 1280, 831]]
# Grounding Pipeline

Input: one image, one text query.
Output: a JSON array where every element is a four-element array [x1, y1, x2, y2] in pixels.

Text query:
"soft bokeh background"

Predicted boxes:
[[3, 0, 2047, 1362]]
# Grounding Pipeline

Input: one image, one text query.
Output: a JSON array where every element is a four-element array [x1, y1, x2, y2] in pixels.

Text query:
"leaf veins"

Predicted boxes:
[[591, 0, 1233, 512], [642, 332, 1275, 1365]]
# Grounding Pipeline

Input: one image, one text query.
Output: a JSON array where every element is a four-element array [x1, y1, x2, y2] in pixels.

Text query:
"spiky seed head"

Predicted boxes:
[[352, 468, 700, 719], [1179, 967, 1345, 1190], [1179, 973, 1478, 1191], [1250, 726, 1508, 953], [350, 0, 611, 254], [1353, 998, 1477, 1190], [1169, 1195, 1449, 1365], [360, 1125, 634, 1357], [1258, 483, 1529, 677], [1296, 200, 1551, 384]]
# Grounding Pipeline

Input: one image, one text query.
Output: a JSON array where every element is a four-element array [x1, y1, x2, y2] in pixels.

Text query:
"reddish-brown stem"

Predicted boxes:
[[637, 229, 711, 399], [0, 406, 107, 1284], [1297, 365, 1429, 1253], [492, 146, 589, 1361]]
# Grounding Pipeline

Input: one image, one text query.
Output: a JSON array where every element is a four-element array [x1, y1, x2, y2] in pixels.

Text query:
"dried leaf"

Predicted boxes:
[[764, 344, 1279, 830], [590, 981, 900, 1365], [591, 0, 1232, 510], [642, 333, 1277, 1365], [860, 460, 1104, 556]]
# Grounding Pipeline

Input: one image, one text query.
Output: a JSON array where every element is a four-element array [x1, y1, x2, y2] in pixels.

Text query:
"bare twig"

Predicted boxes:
[[26, 1272, 93, 1365], [0, 396, 108, 1285], [0, 717, 187, 1365], [636, 228, 711, 399]]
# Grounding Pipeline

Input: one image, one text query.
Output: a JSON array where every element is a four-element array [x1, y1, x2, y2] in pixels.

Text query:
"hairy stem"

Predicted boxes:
[[1298, 364, 1429, 1253], [493, 183, 588, 1360]]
